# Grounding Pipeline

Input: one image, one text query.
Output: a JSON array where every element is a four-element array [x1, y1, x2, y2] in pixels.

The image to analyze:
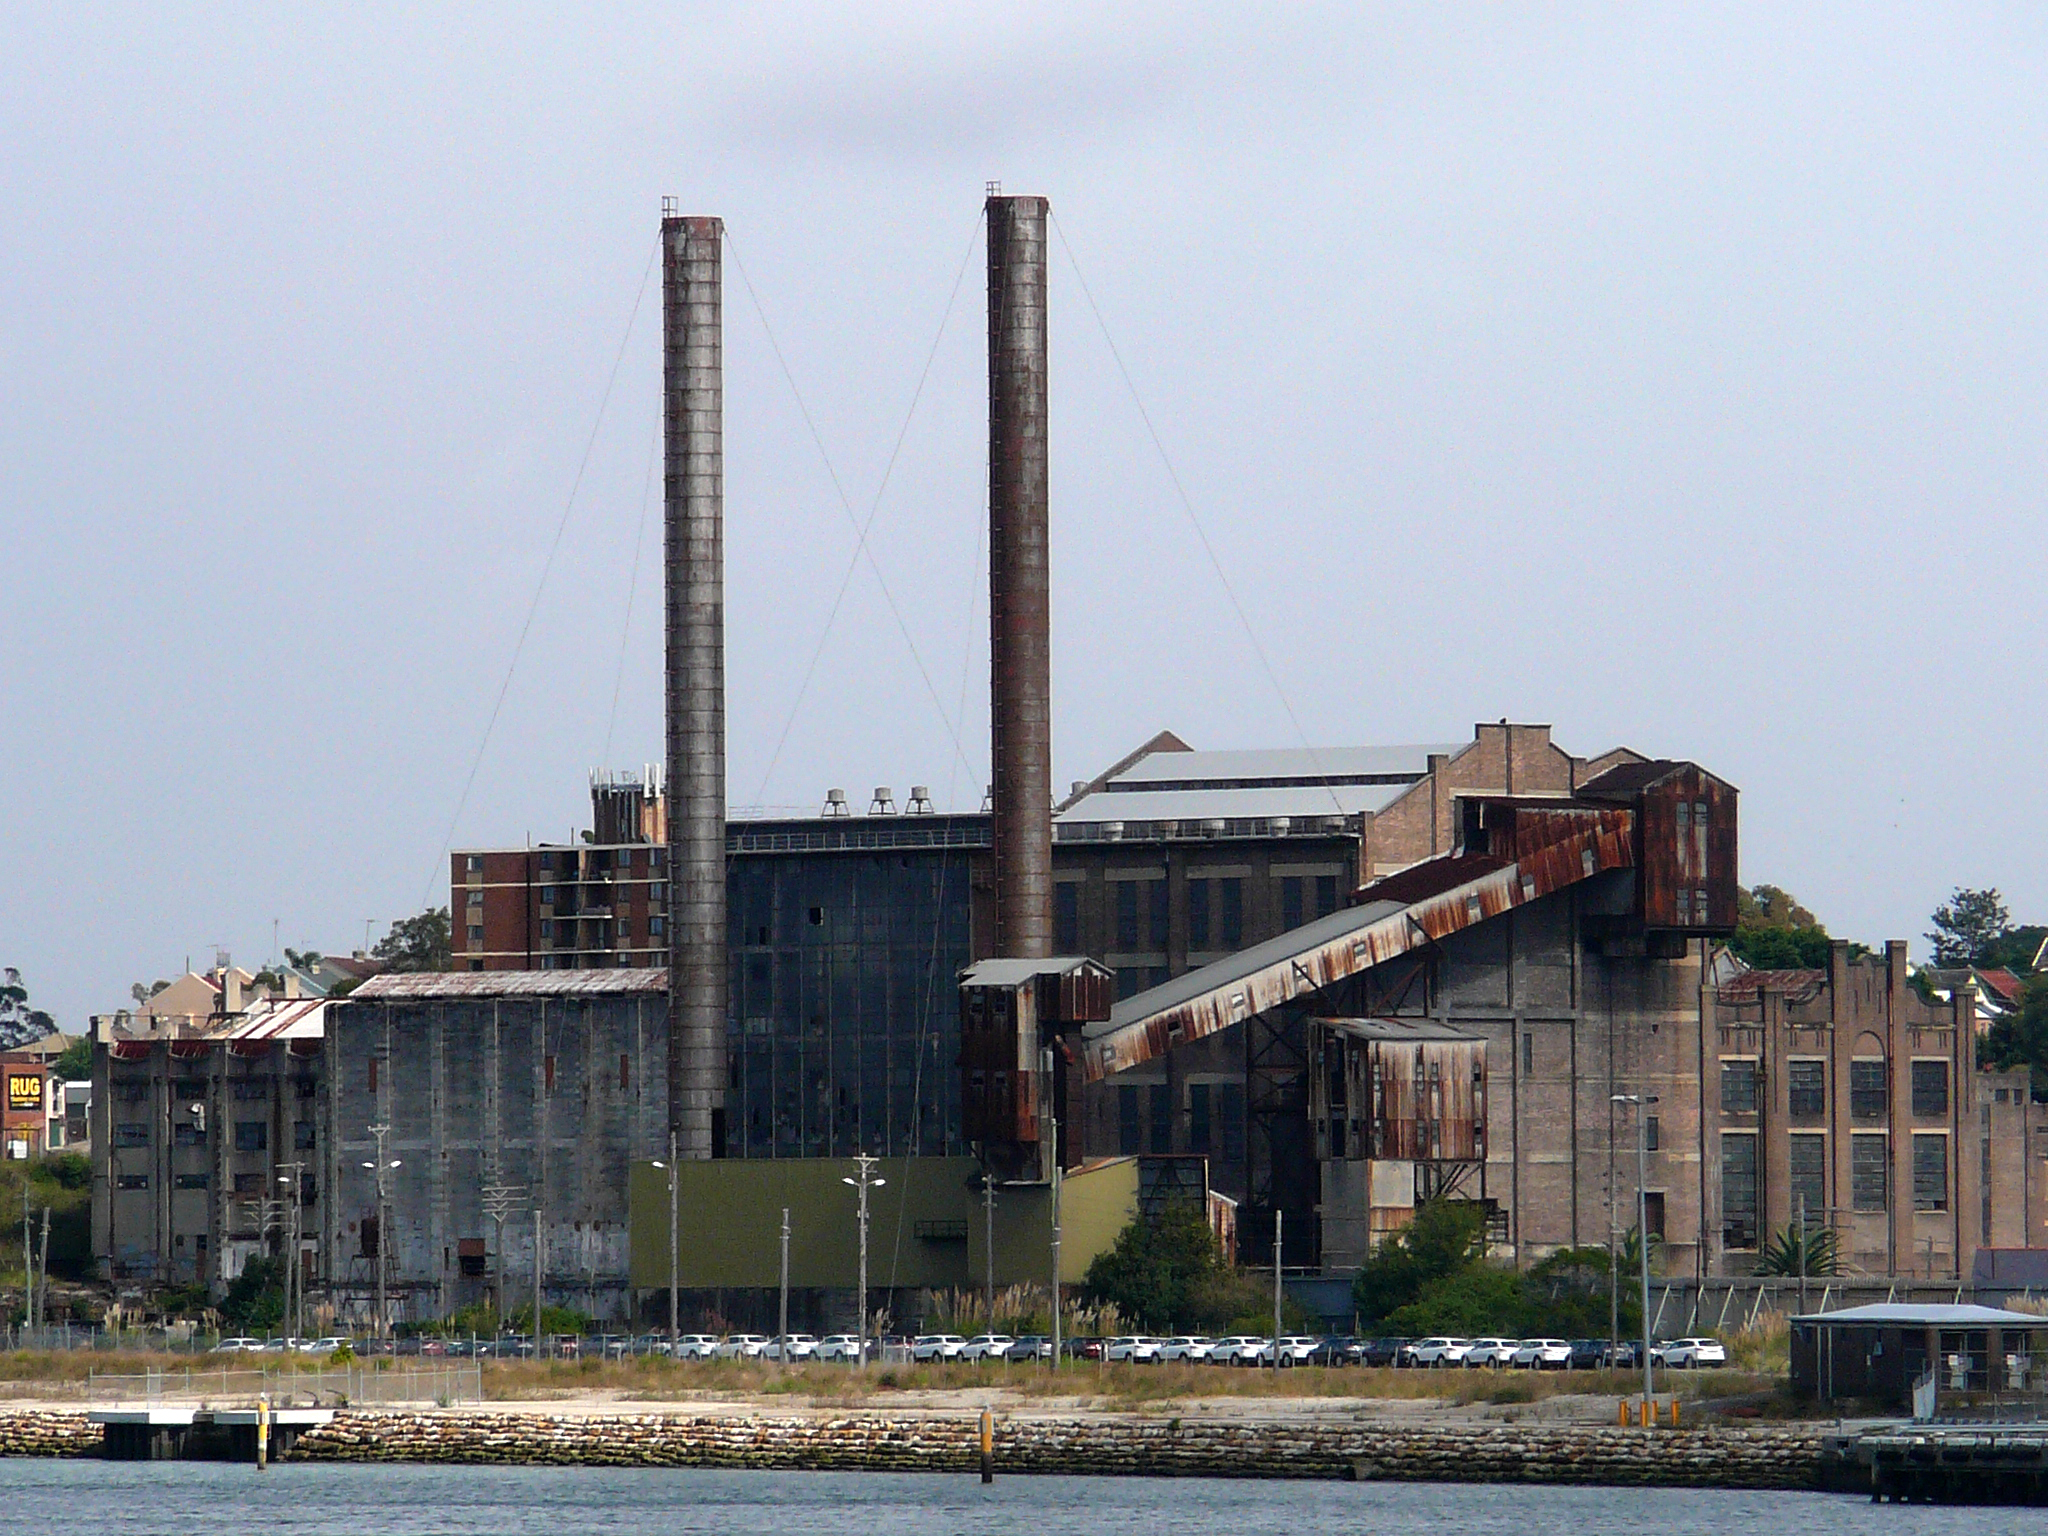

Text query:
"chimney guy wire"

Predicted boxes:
[[724, 221, 985, 803], [419, 235, 660, 908], [602, 412, 662, 769], [1050, 211, 1348, 820]]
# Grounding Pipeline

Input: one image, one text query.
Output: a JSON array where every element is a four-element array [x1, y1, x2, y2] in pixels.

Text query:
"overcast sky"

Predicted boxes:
[[5, 4, 2045, 1027]]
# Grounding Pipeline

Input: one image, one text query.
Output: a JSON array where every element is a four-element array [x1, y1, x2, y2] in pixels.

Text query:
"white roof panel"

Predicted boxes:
[[1104, 744, 1463, 788], [1057, 783, 1408, 825]]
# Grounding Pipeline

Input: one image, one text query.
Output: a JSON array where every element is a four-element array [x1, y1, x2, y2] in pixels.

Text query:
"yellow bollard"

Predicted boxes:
[[1668, 1397, 1680, 1428], [256, 1393, 270, 1471], [1637, 1397, 1652, 1427], [979, 1406, 994, 1483], [1618, 1398, 1630, 1426]]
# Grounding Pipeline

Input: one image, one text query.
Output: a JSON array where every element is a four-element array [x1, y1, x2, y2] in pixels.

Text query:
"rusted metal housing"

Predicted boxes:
[[958, 957, 1111, 1165], [1310, 1018, 1487, 1264], [985, 194, 1054, 960], [663, 211, 728, 1158], [1577, 759, 1739, 933], [1310, 1018, 1487, 1164], [1079, 805, 1636, 1083]]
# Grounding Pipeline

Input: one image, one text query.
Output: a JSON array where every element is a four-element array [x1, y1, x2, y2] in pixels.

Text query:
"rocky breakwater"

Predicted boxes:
[[0, 1411, 101, 1457], [288, 1411, 1826, 1488]]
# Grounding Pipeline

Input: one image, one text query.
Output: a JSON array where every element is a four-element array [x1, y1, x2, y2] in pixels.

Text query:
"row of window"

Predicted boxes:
[[1115, 1081, 1246, 1160], [116, 1121, 315, 1151], [116, 1172, 321, 1200], [1056, 873, 1327, 956], [1719, 1058, 1950, 1119], [1721, 1130, 1948, 1248], [465, 849, 668, 875]]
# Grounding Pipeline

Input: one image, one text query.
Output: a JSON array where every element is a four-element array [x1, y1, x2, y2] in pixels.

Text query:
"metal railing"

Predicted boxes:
[[82, 1363, 483, 1408]]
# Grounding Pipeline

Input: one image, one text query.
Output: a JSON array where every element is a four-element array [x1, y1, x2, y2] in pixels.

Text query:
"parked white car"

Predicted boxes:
[[670, 1334, 720, 1360], [1104, 1336, 1162, 1364], [764, 1334, 818, 1361], [1462, 1338, 1520, 1369], [1210, 1335, 1269, 1367], [911, 1334, 967, 1362], [815, 1334, 864, 1362], [1401, 1337, 1473, 1368], [1510, 1338, 1573, 1370], [1155, 1337, 1214, 1363], [1654, 1337, 1728, 1369], [960, 1335, 1015, 1362], [715, 1334, 770, 1360], [216, 1337, 264, 1353]]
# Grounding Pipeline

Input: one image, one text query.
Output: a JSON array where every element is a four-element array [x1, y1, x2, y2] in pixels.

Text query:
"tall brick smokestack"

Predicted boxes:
[[987, 193, 1053, 959], [663, 207, 726, 1158]]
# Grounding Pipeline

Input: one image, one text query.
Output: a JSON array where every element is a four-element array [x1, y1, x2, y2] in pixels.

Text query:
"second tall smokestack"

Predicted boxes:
[[663, 208, 727, 1159], [987, 194, 1054, 960]]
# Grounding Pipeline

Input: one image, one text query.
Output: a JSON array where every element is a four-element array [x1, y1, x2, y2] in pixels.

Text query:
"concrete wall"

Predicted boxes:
[[625, 1154, 1139, 1291], [324, 990, 668, 1326]]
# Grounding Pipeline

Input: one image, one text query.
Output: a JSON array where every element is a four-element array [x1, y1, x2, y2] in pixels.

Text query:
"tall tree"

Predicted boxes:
[[371, 908, 452, 973], [0, 968, 56, 1049], [1928, 887, 2013, 968], [1727, 884, 1833, 970]]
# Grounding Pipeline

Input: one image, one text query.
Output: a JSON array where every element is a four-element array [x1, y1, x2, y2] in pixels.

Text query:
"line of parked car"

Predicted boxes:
[[207, 1331, 1726, 1369], [1398, 1336, 1727, 1369]]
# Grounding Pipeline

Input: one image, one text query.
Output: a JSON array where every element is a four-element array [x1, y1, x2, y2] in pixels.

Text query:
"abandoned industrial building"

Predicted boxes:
[[84, 189, 2048, 1333]]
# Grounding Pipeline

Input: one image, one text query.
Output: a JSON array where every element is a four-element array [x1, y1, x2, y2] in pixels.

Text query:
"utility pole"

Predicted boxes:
[[1797, 1193, 1809, 1316], [983, 1168, 996, 1329], [34, 1209, 49, 1334], [277, 1161, 305, 1342], [361, 1125, 399, 1339], [778, 1207, 790, 1362], [668, 1129, 679, 1344], [481, 1183, 525, 1337], [533, 1207, 544, 1353], [1272, 1209, 1283, 1370], [841, 1155, 885, 1369], [1046, 1054, 1062, 1373]]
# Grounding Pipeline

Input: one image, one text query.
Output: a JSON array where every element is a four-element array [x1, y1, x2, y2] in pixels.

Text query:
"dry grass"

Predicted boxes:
[[0, 1348, 1773, 1410], [468, 1356, 1771, 1408]]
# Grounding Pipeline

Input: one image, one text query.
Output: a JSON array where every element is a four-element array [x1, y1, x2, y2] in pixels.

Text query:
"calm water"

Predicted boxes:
[[0, 1462, 2028, 1535]]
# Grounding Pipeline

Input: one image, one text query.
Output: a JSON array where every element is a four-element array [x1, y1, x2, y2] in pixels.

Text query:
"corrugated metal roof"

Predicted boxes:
[[351, 969, 668, 999], [1102, 744, 1462, 788], [960, 957, 1108, 986], [1791, 1303, 2048, 1326], [1056, 783, 1406, 826], [1078, 806, 1635, 1081], [1319, 1017, 1486, 1043], [1085, 900, 1405, 1042]]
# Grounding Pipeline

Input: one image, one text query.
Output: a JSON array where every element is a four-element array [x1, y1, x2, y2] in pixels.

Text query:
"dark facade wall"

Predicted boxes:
[[94, 1038, 327, 1291], [324, 994, 666, 1325], [1070, 887, 1709, 1275]]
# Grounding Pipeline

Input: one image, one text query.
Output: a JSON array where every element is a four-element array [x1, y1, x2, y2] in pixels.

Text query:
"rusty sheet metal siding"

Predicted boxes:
[[1636, 768, 1738, 933], [958, 981, 1040, 1144], [1081, 809, 1633, 1083], [1315, 1033, 1484, 1163]]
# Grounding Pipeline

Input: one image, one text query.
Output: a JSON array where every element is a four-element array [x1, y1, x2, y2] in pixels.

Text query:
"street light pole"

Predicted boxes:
[[842, 1155, 885, 1369], [1611, 1093, 1658, 1407], [1272, 1209, 1284, 1371], [778, 1207, 790, 1362]]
